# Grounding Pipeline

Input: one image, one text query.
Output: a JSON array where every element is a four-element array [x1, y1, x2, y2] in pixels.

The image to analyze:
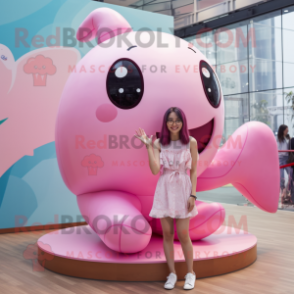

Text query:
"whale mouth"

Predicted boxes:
[[156, 118, 214, 154]]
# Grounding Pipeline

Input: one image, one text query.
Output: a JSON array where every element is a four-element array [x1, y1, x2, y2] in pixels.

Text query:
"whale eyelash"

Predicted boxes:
[[127, 45, 196, 53], [188, 47, 196, 53], [127, 45, 138, 51]]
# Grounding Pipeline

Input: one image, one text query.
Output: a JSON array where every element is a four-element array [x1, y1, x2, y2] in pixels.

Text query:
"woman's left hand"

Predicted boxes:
[[187, 196, 196, 213]]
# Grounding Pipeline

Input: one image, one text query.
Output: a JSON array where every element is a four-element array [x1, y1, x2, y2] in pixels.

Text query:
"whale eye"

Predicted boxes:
[[200, 60, 221, 108], [107, 59, 144, 109]]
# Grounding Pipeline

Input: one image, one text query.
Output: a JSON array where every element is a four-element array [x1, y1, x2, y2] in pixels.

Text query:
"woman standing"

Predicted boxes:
[[135, 107, 198, 290], [287, 135, 294, 204], [277, 125, 291, 200]]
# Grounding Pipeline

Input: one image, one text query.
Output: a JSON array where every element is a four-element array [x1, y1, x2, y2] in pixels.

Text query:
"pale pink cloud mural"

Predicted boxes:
[[0, 45, 81, 178]]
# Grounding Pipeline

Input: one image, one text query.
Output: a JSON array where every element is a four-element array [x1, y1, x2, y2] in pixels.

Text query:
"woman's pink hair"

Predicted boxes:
[[160, 107, 190, 146]]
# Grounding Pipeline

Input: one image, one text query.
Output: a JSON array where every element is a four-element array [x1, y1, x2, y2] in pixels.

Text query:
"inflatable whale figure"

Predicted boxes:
[[55, 7, 279, 253]]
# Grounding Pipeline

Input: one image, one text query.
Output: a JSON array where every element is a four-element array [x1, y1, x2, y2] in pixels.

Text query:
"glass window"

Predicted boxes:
[[249, 59, 282, 91], [223, 93, 249, 139], [282, 29, 294, 63], [282, 5, 294, 30], [284, 87, 294, 137], [216, 60, 248, 95], [283, 63, 294, 88], [282, 6, 294, 88], [183, 7, 294, 138], [251, 10, 281, 27], [250, 90, 283, 133], [248, 23, 282, 61], [206, 30, 216, 65], [215, 23, 248, 64]]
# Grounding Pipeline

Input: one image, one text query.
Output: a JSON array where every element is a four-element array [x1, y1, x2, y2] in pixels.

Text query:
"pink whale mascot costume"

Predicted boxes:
[[55, 7, 280, 253]]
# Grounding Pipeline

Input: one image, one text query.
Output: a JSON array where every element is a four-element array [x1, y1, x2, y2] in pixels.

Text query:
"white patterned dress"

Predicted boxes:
[[149, 136, 199, 219]]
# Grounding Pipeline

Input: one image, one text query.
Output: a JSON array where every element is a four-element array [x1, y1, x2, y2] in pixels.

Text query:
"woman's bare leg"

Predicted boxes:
[[160, 217, 176, 274], [176, 217, 194, 274]]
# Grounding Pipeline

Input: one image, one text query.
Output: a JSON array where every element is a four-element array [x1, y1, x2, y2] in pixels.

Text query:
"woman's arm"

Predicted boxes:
[[147, 138, 161, 175], [134, 128, 160, 175], [190, 137, 198, 196]]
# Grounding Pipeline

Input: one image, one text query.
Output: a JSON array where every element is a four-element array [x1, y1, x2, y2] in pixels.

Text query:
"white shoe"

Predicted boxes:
[[183, 271, 196, 290], [164, 272, 177, 289]]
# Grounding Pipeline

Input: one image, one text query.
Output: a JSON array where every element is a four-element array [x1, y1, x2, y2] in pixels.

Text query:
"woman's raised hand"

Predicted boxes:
[[134, 127, 153, 146]]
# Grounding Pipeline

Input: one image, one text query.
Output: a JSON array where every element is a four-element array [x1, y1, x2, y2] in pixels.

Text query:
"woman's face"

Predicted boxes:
[[284, 127, 289, 136], [167, 112, 183, 135]]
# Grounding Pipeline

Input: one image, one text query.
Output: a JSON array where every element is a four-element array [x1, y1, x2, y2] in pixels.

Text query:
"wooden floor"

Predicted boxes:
[[1, 203, 294, 294]]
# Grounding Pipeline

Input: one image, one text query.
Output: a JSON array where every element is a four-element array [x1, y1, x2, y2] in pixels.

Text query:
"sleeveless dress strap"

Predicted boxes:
[[188, 136, 191, 149]]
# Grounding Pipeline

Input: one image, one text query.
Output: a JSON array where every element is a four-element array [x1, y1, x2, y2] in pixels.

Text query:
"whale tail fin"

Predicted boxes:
[[197, 121, 280, 213]]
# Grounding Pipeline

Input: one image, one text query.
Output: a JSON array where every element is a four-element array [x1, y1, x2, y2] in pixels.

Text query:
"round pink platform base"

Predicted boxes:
[[37, 225, 257, 281]]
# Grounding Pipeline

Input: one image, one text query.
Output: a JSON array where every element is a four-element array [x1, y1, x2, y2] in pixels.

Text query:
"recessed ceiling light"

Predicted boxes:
[[284, 10, 288, 12]]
